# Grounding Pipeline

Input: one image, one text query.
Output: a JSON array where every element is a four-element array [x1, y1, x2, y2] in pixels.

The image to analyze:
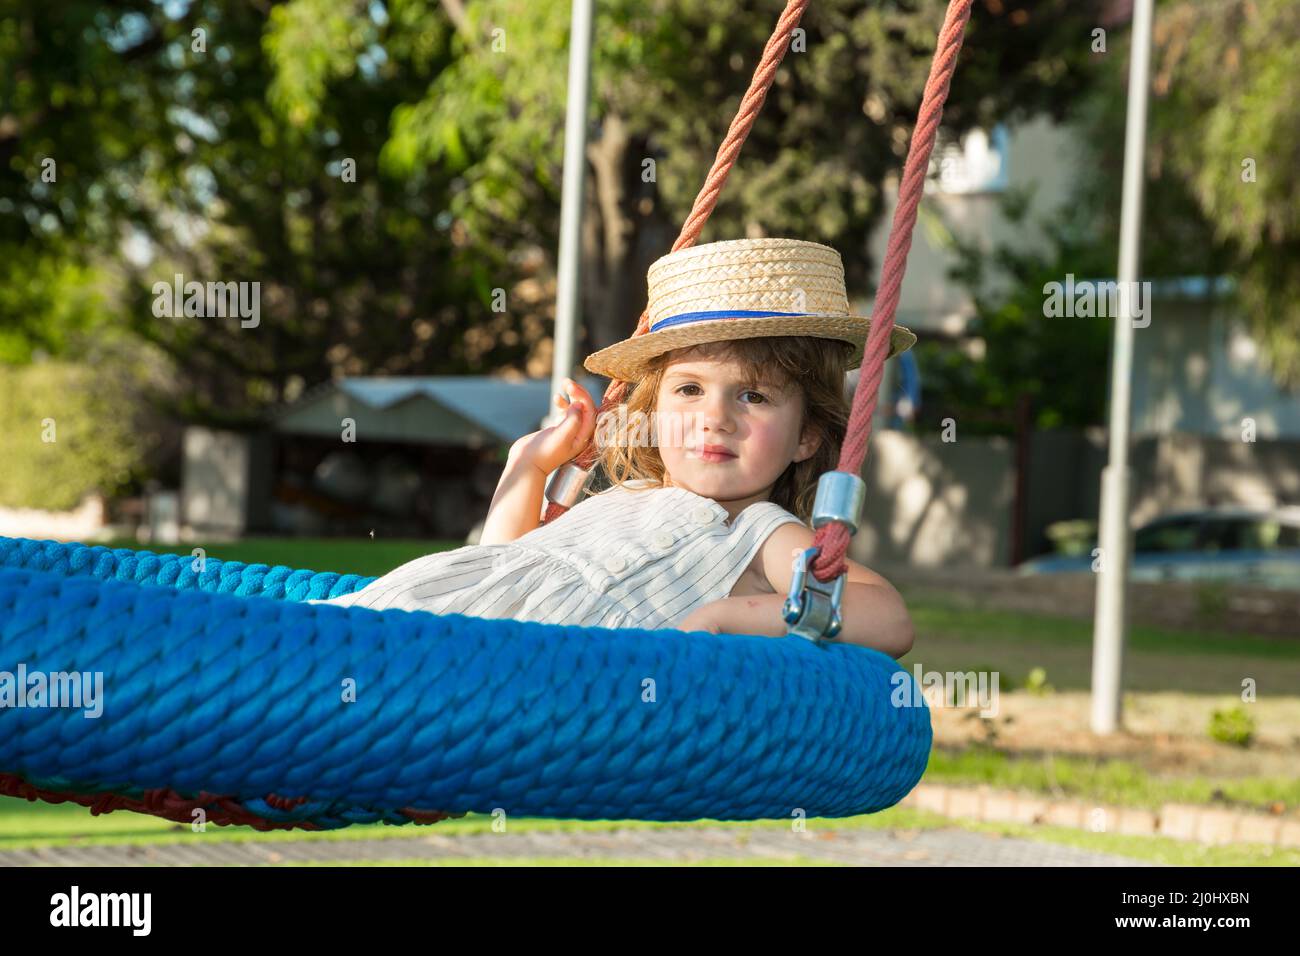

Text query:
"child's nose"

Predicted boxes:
[[700, 404, 733, 431]]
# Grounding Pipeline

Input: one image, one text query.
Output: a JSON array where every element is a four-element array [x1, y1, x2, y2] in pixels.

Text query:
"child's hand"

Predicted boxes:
[[509, 377, 598, 475]]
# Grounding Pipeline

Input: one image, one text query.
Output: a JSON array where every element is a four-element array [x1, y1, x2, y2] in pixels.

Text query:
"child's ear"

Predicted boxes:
[[794, 424, 822, 464]]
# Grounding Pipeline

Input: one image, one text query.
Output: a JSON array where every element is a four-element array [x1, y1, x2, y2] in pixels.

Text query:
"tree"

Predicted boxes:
[[297, 0, 1112, 359], [2, 0, 1114, 425], [1082, 0, 1300, 385], [0, 0, 507, 424]]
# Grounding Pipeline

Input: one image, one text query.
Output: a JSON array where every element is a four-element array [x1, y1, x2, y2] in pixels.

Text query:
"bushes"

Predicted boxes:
[[0, 361, 158, 511], [1208, 706, 1256, 748]]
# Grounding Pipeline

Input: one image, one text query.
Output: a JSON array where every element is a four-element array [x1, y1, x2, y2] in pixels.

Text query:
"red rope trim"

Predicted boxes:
[[0, 771, 457, 831]]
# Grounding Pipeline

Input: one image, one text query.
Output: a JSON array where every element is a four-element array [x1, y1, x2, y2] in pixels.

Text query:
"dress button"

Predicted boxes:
[[651, 531, 675, 550], [603, 555, 627, 574], [691, 505, 716, 525]]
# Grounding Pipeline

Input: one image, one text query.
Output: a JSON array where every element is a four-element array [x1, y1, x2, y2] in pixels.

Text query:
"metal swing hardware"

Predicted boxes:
[[782, 471, 867, 642], [544, 461, 590, 508], [783, 546, 846, 641]]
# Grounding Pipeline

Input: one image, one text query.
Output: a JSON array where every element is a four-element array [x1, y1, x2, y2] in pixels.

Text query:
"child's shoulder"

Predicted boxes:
[[594, 477, 662, 496]]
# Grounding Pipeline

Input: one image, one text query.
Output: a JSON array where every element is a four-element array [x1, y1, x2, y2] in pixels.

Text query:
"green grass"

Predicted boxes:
[[906, 600, 1300, 662], [901, 601, 1300, 694], [926, 744, 1300, 813], [102, 536, 462, 579], [905, 809, 1300, 867]]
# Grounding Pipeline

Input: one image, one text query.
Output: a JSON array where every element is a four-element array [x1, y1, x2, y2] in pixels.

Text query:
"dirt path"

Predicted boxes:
[[930, 690, 1300, 781]]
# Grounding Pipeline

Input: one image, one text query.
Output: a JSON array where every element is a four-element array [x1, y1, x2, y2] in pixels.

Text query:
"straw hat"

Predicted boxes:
[[583, 237, 916, 382]]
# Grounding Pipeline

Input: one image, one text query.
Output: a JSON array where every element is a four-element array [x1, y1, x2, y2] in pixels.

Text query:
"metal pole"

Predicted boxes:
[[1091, 0, 1154, 734], [547, 0, 594, 427]]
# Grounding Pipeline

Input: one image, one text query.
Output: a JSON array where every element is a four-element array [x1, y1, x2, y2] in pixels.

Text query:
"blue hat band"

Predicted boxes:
[[649, 309, 817, 332]]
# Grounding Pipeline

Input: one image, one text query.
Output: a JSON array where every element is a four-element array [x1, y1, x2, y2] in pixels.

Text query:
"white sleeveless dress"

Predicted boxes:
[[309, 479, 805, 630]]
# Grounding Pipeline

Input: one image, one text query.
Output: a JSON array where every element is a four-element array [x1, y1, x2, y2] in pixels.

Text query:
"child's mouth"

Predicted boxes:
[[691, 445, 737, 463]]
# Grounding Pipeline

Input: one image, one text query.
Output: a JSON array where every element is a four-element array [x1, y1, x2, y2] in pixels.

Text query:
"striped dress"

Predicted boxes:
[[310, 479, 806, 630]]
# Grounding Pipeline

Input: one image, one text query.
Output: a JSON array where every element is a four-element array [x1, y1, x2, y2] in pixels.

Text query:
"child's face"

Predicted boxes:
[[653, 349, 820, 505]]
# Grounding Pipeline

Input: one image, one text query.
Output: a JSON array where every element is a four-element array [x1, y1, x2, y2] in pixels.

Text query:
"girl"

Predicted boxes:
[[313, 238, 916, 658]]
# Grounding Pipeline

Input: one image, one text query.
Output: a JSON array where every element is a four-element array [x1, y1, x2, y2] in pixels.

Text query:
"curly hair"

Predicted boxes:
[[591, 336, 852, 523]]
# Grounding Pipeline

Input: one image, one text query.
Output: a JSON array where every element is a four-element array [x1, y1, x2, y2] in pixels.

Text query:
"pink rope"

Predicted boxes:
[[810, 0, 973, 582], [545, 0, 974, 561]]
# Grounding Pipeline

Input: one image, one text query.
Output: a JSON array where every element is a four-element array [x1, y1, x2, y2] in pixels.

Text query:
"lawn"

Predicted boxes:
[[103, 536, 462, 580]]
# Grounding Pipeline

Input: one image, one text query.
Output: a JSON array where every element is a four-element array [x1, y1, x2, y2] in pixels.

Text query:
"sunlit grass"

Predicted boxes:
[[926, 745, 1300, 812], [100, 536, 463, 580]]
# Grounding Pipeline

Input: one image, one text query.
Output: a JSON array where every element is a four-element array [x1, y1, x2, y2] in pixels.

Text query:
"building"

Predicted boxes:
[[850, 118, 1300, 568], [181, 375, 605, 540]]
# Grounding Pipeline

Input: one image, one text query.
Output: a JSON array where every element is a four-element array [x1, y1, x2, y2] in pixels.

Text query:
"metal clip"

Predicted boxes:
[[782, 546, 846, 642], [544, 461, 590, 508], [782, 471, 864, 641]]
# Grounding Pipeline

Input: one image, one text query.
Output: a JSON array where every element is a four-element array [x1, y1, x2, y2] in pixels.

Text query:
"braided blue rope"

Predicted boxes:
[[0, 535, 373, 602], [0, 536, 932, 829]]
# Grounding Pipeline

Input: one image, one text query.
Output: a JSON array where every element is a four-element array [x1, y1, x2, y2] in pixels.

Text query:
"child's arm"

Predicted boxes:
[[478, 455, 550, 546], [479, 378, 597, 546], [679, 523, 914, 658]]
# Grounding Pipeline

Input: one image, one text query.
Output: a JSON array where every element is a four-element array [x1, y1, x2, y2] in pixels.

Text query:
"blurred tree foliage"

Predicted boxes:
[[917, 0, 1300, 433], [1101, 0, 1300, 386], [23, 0, 1268, 451], [0, 0, 500, 427], [342, 0, 1110, 354], [919, 189, 1117, 434], [0, 359, 164, 509]]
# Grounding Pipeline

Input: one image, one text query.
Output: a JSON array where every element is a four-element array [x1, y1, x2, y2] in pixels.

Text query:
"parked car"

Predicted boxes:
[[1017, 506, 1300, 589]]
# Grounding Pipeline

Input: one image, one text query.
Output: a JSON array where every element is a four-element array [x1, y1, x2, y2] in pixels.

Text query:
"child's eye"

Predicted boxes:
[[740, 390, 767, 404], [674, 383, 702, 396]]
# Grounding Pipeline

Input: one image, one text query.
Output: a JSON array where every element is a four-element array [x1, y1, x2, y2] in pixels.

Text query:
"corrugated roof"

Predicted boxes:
[[275, 375, 609, 445]]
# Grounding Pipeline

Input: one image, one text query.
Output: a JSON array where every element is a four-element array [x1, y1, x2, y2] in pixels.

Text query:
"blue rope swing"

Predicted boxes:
[[0, 536, 931, 830]]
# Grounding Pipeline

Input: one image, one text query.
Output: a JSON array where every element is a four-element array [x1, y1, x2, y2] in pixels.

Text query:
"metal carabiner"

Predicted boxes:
[[782, 546, 846, 642]]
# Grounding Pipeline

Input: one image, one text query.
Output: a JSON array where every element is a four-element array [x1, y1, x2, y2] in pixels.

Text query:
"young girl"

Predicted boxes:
[[312, 238, 916, 658]]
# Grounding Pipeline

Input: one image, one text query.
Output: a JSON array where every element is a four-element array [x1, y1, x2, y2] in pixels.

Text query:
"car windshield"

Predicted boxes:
[[1135, 515, 1300, 553], [1134, 518, 1201, 553], [1217, 518, 1300, 550]]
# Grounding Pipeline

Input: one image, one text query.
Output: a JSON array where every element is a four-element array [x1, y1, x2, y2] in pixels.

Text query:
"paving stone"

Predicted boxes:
[[0, 824, 1160, 867], [1194, 809, 1241, 846], [1159, 803, 1201, 840], [1235, 814, 1281, 846]]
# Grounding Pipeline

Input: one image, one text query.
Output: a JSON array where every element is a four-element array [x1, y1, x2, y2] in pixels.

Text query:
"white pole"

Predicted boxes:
[[547, 0, 595, 427], [1091, 0, 1155, 734]]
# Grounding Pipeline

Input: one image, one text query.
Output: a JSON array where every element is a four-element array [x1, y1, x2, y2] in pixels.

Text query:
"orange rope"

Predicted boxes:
[[543, 0, 811, 524]]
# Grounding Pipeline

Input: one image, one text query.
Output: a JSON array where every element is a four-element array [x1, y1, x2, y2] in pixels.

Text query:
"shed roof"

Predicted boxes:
[[273, 375, 609, 447]]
